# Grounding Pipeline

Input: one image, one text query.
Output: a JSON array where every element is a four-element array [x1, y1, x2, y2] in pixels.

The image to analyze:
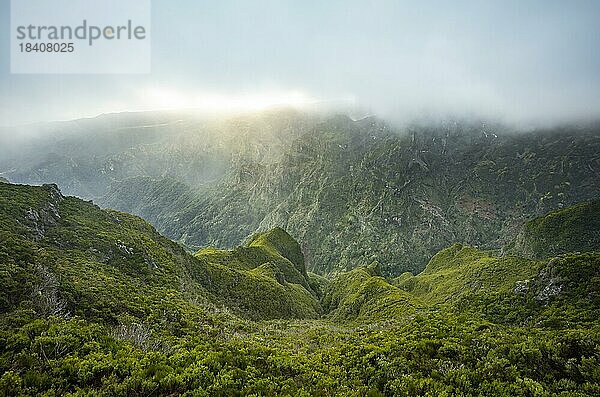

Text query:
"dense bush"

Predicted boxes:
[[1, 314, 599, 396]]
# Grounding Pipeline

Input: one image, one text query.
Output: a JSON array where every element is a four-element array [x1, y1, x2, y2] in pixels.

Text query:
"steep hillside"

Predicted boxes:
[[0, 183, 320, 324], [191, 228, 322, 320], [394, 202, 600, 327], [322, 242, 599, 328], [0, 182, 209, 329], [0, 110, 318, 197], [3, 111, 600, 278], [510, 200, 600, 259]]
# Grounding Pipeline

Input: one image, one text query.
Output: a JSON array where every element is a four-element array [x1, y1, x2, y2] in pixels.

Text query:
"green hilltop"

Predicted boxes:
[[193, 227, 321, 320], [321, 263, 423, 322], [510, 200, 600, 259]]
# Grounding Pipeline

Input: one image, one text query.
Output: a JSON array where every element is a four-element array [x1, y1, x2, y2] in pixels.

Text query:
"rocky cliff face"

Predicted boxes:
[[102, 116, 600, 276]]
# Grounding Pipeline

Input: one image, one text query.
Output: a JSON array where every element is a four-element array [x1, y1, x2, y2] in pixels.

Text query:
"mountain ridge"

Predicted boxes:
[[2, 110, 600, 278]]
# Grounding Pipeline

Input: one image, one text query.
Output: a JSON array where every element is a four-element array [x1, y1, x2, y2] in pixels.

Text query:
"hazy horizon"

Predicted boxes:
[[1, 1, 600, 128]]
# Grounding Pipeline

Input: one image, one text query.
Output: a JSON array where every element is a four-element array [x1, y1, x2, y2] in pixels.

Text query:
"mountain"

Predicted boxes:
[[0, 110, 317, 197], [192, 227, 322, 320], [95, 115, 600, 278], [1, 182, 599, 395], [0, 182, 320, 325], [2, 111, 599, 278]]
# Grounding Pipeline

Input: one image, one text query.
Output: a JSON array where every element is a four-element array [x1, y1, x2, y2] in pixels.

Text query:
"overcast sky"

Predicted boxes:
[[1, 0, 599, 127]]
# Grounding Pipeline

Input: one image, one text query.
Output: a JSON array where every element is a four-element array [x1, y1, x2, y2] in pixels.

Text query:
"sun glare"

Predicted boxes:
[[138, 87, 321, 113]]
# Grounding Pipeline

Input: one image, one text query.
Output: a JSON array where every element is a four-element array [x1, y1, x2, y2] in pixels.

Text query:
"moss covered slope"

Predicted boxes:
[[511, 200, 600, 259], [0, 183, 320, 324], [322, 263, 423, 322], [193, 228, 321, 320]]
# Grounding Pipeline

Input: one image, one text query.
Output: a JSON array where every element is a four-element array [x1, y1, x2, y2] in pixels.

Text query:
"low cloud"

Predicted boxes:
[[1, 1, 599, 127]]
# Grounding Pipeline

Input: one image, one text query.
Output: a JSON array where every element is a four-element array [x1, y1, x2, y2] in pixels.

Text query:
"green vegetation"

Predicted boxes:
[[322, 263, 422, 321], [192, 228, 321, 320], [396, 244, 541, 306], [511, 200, 600, 259], [394, 245, 600, 327], [3, 111, 599, 276], [1, 182, 600, 396]]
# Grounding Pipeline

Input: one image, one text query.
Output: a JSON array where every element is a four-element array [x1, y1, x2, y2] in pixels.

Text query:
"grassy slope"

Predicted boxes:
[[511, 200, 600, 258], [192, 228, 321, 320], [322, 263, 422, 322], [327, 200, 600, 327], [395, 244, 542, 306], [323, 244, 600, 329], [0, 182, 243, 339], [0, 183, 320, 326]]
